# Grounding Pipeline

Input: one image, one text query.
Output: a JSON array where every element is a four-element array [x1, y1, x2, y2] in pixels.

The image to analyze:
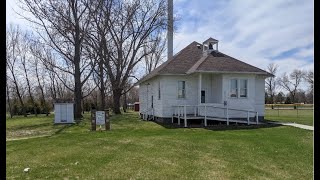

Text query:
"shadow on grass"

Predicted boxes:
[[10, 122, 53, 130], [152, 120, 283, 131], [53, 124, 76, 135]]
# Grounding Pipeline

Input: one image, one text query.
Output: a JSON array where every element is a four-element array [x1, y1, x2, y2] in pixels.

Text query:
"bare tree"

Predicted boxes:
[[304, 70, 313, 92], [29, 39, 50, 116], [6, 81, 13, 118], [90, 0, 168, 114], [19, 0, 97, 120], [144, 35, 167, 74], [277, 69, 305, 103], [6, 24, 27, 117], [127, 86, 139, 104], [19, 33, 38, 116], [265, 63, 278, 104]]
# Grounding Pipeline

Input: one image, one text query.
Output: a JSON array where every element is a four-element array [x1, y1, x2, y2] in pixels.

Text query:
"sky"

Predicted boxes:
[[7, 0, 314, 92], [172, 0, 314, 77]]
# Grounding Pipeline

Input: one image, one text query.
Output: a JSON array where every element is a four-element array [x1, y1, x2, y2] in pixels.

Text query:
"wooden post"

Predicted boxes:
[[184, 105, 187, 128], [256, 112, 259, 125], [105, 109, 110, 130], [297, 104, 299, 118], [171, 106, 176, 124], [91, 109, 96, 131], [226, 106, 229, 125], [204, 105, 207, 127], [247, 111, 249, 125], [178, 106, 180, 126], [198, 73, 202, 105]]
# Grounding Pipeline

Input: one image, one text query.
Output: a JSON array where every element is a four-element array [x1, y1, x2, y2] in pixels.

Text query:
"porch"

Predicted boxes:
[[172, 104, 261, 128]]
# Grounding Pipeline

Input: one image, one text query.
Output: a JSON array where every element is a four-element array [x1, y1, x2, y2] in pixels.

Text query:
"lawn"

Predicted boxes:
[[265, 109, 313, 126], [6, 111, 313, 179]]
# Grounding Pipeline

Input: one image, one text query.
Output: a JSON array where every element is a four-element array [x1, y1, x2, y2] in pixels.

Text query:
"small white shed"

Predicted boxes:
[[54, 100, 74, 124]]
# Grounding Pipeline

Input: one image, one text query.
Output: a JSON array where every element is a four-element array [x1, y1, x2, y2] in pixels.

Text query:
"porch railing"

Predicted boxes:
[[172, 104, 258, 127]]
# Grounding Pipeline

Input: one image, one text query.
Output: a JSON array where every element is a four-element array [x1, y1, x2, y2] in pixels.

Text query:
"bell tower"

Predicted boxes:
[[202, 37, 219, 55]]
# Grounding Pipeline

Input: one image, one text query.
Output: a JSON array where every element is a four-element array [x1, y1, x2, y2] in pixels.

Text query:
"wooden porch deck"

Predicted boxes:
[[172, 115, 262, 126], [172, 105, 261, 127]]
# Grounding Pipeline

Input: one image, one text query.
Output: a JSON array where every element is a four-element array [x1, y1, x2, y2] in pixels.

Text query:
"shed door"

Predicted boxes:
[[67, 104, 74, 123], [60, 104, 67, 122]]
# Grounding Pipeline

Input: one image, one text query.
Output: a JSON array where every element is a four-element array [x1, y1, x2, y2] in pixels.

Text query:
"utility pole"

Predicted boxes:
[[167, 0, 173, 60]]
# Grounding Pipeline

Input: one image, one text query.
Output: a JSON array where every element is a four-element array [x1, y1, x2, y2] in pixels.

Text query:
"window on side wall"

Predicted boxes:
[[178, 81, 186, 99], [240, 79, 247, 98], [230, 79, 237, 98]]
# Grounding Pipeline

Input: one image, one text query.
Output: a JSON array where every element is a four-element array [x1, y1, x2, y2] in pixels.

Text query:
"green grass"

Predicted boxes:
[[265, 109, 313, 126], [6, 111, 313, 179]]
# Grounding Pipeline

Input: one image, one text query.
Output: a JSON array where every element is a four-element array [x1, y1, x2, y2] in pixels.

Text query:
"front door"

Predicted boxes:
[[201, 90, 205, 103]]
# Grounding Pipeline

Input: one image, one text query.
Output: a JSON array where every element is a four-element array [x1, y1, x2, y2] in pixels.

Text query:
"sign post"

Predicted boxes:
[[105, 109, 110, 130], [91, 109, 110, 131]]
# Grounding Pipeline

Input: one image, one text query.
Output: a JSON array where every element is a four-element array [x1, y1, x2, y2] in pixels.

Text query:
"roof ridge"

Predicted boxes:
[[186, 54, 208, 74]]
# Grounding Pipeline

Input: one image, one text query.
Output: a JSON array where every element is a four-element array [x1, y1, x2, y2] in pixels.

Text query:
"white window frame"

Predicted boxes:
[[178, 81, 186, 99], [229, 78, 248, 98], [239, 79, 248, 98], [229, 79, 238, 98]]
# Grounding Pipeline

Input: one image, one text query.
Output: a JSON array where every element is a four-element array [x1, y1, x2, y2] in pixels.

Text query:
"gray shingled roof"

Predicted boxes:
[[138, 40, 273, 84]]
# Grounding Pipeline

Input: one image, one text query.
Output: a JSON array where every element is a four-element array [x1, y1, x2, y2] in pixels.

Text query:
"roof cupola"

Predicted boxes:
[[202, 37, 218, 55]]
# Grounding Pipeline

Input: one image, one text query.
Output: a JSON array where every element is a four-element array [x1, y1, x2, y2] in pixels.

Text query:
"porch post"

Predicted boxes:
[[226, 106, 229, 125], [178, 107, 180, 125], [184, 105, 187, 128], [204, 105, 207, 127], [198, 73, 202, 105]]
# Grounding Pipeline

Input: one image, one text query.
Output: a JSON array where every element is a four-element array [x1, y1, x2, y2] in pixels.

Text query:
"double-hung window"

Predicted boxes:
[[230, 79, 238, 98], [239, 79, 247, 98], [178, 81, 186, 98], [230, 79, 248, 98]]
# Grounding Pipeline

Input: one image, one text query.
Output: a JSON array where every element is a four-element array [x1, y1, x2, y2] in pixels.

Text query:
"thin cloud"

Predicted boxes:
[[172, 0, 313, 80]]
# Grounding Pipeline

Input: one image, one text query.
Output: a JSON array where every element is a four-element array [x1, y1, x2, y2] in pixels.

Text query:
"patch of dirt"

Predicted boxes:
[[6, 129, 53, 140]]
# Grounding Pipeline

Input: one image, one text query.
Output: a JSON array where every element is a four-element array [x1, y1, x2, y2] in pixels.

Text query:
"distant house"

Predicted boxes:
[[138, 38, 273, 127]]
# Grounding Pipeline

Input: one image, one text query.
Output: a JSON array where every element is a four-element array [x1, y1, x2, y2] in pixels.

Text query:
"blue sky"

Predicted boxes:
[[172, 0, 313, 78], [7, 0, 314, 89]]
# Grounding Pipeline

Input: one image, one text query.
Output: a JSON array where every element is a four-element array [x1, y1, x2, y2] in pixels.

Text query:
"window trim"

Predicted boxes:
[[229, 78, 248, 99], [177, 80, 186, 99], [229, 79, 238, 98], [239, 79, 248, 98]]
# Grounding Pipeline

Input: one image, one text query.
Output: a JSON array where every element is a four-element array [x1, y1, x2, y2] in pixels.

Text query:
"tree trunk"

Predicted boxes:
[[6, 85, 13, 118], [99, 59, 106, 111], [12, 74, 27, 117], [123, 92, 127, 112], [74, 12, 83, 121], [113, 89, 122, 114], [22, 62, 37, 116], [35, 60, 48, 116], [74, 63, 82, 121]]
